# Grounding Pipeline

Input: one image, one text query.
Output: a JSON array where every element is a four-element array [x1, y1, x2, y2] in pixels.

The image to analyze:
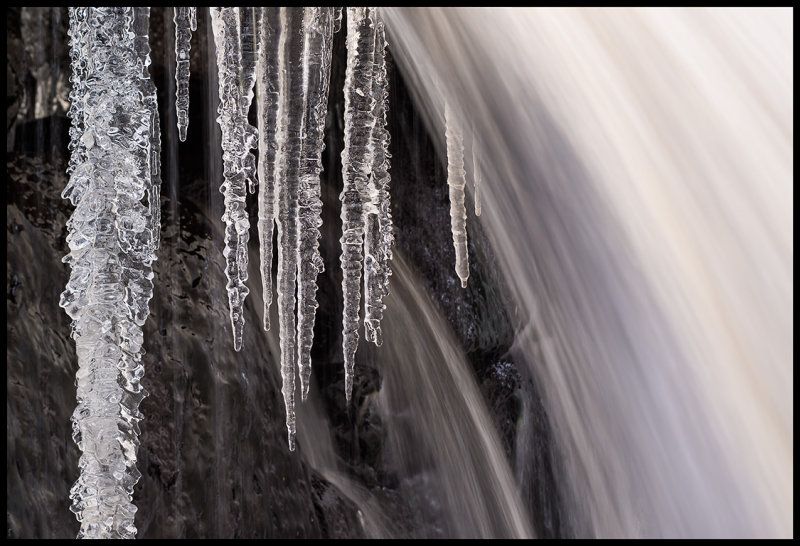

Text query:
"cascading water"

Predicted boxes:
[[6, 6, 792, 539], [383, 7, 793, 539]]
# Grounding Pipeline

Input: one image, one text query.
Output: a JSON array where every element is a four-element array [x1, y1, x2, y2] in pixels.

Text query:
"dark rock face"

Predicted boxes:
[[6, 7, 563, 539]]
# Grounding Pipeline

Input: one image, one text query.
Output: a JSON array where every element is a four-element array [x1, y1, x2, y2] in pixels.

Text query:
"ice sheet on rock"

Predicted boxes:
[[363, 13, 393, 347], [297, 7, 335, 400], [340, 7, 378, 402], [256, 7, 280, 332], [210, 7, 253, 351], [445, 100, 469, 288], [174, 7, 195, 142], [274, 7, 306, 450], [62, 7, 160, 539]]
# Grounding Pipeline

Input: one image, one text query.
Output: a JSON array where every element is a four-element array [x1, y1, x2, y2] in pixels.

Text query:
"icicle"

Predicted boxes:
[[296, 7, 335, 401], [472, 129, 482, 217], [340, 7, 378, 402], [445, 101, 469, 288], [210, 7, 254, 351], [62, 7, 160, 539], [173, 7, 194, 142], [274, 7, 306, 450], [333, 7, 344, 34], [363, 12, 393, 347], [256, 8, 280, 332], [64, 7, 89, 198], [239, 7, 262, 194]]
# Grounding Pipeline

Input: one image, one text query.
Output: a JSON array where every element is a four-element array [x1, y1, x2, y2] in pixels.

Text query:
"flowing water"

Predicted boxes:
[[383, 7, 793, 539]]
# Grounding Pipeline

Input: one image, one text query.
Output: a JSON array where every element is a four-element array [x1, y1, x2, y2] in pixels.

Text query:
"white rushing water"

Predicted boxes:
[[62, 7, 161, 538], [383, 6, 793, 539]]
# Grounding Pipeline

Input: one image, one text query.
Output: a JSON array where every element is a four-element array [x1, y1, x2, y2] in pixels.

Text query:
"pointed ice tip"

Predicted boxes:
[[461, 278, 468, 289], [301, 384, 309, 401], [372, 327, 383, 347], [178, 127, 187, 142], [288, 435, 296, 452]]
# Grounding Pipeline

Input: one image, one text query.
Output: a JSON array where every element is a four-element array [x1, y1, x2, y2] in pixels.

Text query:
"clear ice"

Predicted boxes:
[[239, 7, 262, 194], [210, 6, 255, 352], [274, 6, 306, 450], [297, 7, 336, 400], [340, 7, 379, 402], [173, 7, 195, 142], [62, 7, 161, 539], [445, 100, 469, 288], [363, 11, 393, 348], [256, 7, 280, 333]]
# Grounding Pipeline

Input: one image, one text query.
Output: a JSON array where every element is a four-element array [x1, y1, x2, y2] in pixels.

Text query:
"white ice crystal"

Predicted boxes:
[[62, 7, 161, 539], [445, 100, 469, 288]]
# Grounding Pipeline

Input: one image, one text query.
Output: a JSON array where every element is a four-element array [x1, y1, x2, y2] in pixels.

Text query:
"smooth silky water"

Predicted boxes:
[[383, 7, 793, 539]]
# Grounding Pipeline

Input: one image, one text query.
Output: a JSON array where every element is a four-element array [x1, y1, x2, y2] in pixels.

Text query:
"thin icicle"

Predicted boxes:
[[445, 101, 469, 288], [340, 7, 378, 402], [174, 7, 194, 142], [256, 7, 280, 332], [62, 7, 160, 539], [210, 7, 253, 351], [363, 13, 393, 347], [275, 7, 306, 450], [238, 7, 262, 194], [472, 124, 482, 217], [296, 7, 335, 400]]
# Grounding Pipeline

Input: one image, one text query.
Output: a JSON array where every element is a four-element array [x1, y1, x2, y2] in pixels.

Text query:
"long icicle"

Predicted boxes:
[[275, 7, 306, 450], [173, 7, 194, 142], [363, 11, 393, 347], [62, 7, 160, 538], [256, 8, 280, 332], [210, 7, 254, 351], [297, 7, 335, 400], [445, 100, 469, 288], [340, 7, 378, 402]]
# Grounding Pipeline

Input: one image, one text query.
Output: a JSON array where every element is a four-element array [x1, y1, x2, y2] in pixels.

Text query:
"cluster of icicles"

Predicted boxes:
[[60, 7, 478, 538]]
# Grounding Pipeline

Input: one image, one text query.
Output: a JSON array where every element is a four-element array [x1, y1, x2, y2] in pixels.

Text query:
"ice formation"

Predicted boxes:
[[173, 7, 195, 141], [445, 101, 469, 288], [62, 7, 161, 539], [362, 14, 393, 348], [210, 7, 257, 351], [297, 7, 336, 401], [340, 7, 378, 401], [239, 7, 262, 194], [273, 6, 305, 451], [256, 7, 280, 333], [62, 5, 407, 465]]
